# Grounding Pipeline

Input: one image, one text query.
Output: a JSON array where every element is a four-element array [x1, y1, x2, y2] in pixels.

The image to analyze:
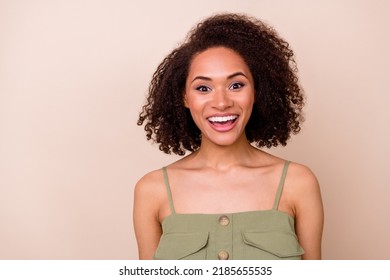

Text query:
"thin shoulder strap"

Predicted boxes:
[[272, 160, 290, 210], [162, 167, 176, 214]]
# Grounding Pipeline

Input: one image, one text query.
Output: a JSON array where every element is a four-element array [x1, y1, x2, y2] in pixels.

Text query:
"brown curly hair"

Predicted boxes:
[[137, 13, 305, 156]]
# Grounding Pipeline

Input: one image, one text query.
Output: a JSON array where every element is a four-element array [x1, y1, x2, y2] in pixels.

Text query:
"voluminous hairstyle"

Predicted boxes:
[[138, 13, 305, 155]]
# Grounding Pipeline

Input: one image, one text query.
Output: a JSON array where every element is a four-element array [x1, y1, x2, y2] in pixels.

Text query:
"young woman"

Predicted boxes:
[[134, 13, 324, 260]]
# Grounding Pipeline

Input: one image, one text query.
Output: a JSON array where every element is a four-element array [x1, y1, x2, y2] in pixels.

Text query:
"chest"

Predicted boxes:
[[168, 171, 280, 213], [153, 211, 304, 260]]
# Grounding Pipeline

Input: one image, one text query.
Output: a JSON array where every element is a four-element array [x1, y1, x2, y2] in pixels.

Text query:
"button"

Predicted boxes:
[[218, 215, 230, 226], [218, 250, 229, 260]]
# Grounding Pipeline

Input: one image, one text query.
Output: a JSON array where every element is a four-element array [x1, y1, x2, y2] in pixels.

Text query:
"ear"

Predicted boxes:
[[183, 94, 189, 108]]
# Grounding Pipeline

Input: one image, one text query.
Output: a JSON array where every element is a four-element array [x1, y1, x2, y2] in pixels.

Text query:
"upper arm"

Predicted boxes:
[[290, 165, 324, 260], [133, 172, 163, 260]]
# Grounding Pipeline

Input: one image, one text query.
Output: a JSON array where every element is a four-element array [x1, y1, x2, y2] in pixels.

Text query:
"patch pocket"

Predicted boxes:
[[242, 230, 304, 259], [153, 232, 209, 260]]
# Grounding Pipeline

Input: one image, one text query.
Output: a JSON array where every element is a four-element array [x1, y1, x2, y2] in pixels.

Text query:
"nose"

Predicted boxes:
[[212, 88, 233, 111]]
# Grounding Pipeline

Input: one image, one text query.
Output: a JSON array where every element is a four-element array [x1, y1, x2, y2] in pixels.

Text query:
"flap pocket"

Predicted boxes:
[[242, 230, 304, 258], [154, 232, 209, 260]]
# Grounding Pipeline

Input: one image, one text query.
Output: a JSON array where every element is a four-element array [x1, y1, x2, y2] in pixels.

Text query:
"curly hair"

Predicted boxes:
[[137, 13, 305, 156]]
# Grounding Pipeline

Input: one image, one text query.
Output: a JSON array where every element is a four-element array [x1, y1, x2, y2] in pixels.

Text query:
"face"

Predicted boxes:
[[184, 47, 255, 147]]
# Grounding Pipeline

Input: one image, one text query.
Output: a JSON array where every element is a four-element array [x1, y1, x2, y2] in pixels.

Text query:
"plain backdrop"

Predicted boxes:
[[1, 0, 389, 259]]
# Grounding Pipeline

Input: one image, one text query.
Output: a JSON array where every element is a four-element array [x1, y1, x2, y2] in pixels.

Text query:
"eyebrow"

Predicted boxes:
[[191, 72, 248, 83]]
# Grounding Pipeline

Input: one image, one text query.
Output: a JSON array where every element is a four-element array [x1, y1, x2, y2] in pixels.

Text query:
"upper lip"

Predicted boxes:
[[207, 113, 239, 118]]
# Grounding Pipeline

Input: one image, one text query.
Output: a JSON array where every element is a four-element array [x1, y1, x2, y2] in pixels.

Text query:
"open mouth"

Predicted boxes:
[[207, 115, 238, 126]]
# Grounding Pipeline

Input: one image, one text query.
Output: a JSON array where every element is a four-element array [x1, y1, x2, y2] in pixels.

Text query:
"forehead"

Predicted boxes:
[[187, 47, 251, 78]]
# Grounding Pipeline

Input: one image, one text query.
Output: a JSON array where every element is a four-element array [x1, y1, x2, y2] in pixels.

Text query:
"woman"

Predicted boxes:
[[134, 13, 323, 260]]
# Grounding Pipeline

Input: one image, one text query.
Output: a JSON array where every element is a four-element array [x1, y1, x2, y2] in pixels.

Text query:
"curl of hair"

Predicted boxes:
[[138, 13, 305, 155]]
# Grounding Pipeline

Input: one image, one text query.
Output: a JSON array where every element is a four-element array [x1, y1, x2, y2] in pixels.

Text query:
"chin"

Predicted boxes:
[[203, 133, 243, 147]]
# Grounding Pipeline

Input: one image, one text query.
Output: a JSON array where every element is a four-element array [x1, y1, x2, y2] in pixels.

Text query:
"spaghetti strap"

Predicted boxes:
[[272, 161, 290, 210], [162, 167, 176, 214]]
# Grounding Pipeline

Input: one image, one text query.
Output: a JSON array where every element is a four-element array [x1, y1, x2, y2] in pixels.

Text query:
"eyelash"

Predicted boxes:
[[195, 82, 245, 92], [195, 85, 210, 92], [230, 82, 244, 90]]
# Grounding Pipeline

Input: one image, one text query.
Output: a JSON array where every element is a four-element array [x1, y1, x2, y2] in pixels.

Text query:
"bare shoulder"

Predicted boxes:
[[134, 168, 166, 202], [285, 161, 323, 227], [281, 161, 323, 215], [284, 162, 324, 259], [135, 169, 164, 191], [285, 162, 320, 193], [133, 168, 168, 221], [133, 169, 166, 259]]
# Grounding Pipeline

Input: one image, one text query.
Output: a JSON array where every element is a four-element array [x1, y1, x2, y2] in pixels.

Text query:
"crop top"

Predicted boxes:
[[153, 161, 304, 260]]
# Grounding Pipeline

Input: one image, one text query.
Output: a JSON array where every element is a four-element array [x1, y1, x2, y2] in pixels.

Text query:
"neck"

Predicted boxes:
[[190, 134, 261, 171]]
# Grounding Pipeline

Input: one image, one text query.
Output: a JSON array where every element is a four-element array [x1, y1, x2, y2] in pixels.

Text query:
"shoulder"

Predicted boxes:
[[284, 161, 323, 216], [136, 168, 165, 187], [284, 162, 324, 259], [286, 162, 319, 189], [133, 169, 167, 259], [134, 168, 166, 204], [285, 161, 321, 200]]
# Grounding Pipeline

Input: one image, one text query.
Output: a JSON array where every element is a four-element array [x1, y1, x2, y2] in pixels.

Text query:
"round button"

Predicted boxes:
[[218, 215, 230, 226], [218, 250, 229, 260]]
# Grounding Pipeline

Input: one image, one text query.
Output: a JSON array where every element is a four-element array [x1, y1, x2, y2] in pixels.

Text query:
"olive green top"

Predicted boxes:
[[153, 161, 304, 260]]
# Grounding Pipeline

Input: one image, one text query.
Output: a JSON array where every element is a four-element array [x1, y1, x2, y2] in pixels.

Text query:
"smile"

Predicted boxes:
[[207, 115, 238, 123], [206, 115, 239, 132]]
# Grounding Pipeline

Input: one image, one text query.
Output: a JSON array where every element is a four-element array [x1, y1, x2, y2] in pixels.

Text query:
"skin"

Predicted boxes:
[[133, 47, 324, 260]]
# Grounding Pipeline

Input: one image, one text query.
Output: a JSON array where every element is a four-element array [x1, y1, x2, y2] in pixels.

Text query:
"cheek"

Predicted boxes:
[[239, 95, 255, 122], [186, 95, 208, 113], [238, 93, 255, 111], [185, 99, 210, 129], [187, 103, 204, 122], [184, 98, 201, 116]]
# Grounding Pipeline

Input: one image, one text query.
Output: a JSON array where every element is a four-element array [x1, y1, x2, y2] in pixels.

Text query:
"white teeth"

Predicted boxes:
[[208, 115, 238, 123]]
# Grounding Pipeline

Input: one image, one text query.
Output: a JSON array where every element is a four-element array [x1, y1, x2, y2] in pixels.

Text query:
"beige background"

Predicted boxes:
[[1, 0, 389, 260]]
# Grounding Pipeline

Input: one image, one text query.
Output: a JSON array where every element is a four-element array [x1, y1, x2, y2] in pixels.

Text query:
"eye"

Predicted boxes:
[[195, 85, 211, 92], [229, 82, 244, 90]]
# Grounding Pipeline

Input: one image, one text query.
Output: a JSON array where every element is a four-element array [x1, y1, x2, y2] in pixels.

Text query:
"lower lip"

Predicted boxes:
[[208, 118, 238, 132]]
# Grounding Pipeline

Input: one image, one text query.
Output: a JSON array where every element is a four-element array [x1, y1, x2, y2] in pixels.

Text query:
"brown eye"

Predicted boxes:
[[230, 82, 244, 90], [196, 85, 210, 92]]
